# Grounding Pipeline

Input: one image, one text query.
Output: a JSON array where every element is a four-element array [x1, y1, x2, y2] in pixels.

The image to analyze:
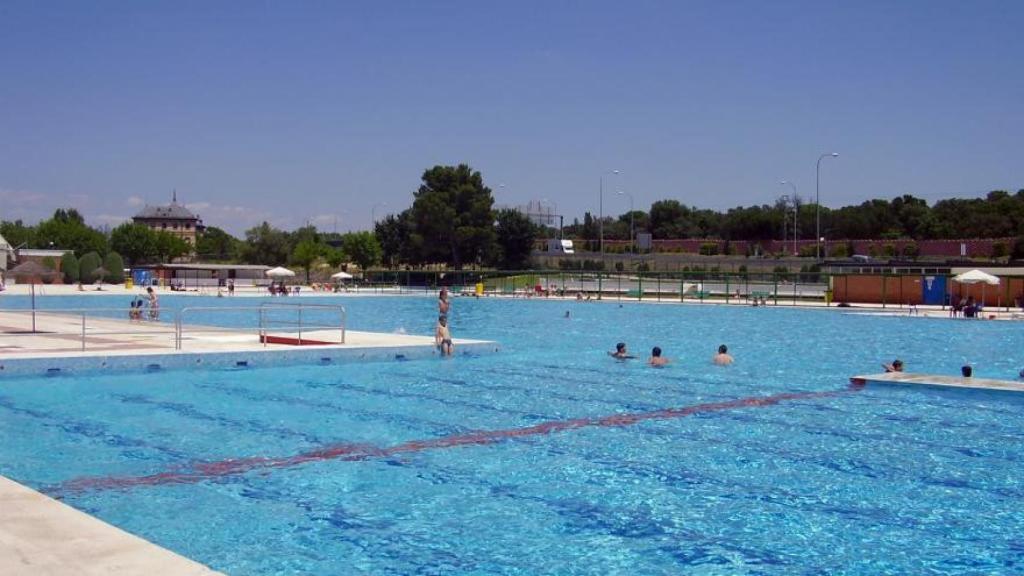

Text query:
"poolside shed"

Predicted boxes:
[[135, 263, 272, 289]]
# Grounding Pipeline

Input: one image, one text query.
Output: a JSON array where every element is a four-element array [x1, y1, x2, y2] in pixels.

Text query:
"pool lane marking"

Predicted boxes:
[[52, 383, 863, 496]]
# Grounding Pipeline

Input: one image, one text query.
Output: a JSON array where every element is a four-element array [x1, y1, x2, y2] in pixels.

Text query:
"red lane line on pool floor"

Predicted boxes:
[[54, 384, 863, 496]]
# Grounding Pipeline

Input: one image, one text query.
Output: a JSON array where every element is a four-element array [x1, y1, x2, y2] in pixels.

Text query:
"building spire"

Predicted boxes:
[[172, 189, 177, 203]]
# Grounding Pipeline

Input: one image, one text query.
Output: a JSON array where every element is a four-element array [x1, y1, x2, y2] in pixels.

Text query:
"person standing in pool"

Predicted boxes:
[[435, 315, 454, 356], [146, 286, 160, 320], [648, 346, 669, 366], [712, 344, 733, 366], [438, 288, 450, 317]]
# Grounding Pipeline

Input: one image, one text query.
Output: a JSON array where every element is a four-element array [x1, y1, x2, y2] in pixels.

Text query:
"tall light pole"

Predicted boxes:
[[617, 190, 634, 254], [815, 153, 839, 260], [599, 169, 621, 254], [371, 202, 387, 227], [780, 180, 798, 255]]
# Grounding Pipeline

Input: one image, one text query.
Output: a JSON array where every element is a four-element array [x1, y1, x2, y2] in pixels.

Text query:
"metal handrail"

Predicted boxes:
[[175, 303, 346, 350]]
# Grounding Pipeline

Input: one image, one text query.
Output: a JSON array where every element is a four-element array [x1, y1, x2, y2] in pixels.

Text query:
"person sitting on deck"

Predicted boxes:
[[883, 359, 904, 373]]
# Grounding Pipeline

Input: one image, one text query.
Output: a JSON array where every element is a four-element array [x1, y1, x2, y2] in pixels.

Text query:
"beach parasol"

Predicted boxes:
[[953, 269, 1000, 308], [331, 271, 353, 281], [8, 260, 57, 332], [265, 266, 296, 278]]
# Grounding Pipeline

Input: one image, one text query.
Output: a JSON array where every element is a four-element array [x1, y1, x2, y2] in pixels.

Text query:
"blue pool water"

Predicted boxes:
[[2, 294, 1024, 574]]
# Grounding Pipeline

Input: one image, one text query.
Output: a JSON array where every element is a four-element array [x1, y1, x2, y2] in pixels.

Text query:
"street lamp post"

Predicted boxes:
[[780, 180, 798, 255], [617, 190, 634, 254], [815, 153, 839, 260], [599, 170, 620, 254]]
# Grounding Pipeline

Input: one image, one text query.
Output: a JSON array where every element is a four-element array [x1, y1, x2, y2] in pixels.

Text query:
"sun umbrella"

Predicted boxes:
[[8, 260, 57, 332], [265, 266, 296, 278], [91, 266, 109, 285], [331, 271, 353, 281], [953, 269, 1001, 308]]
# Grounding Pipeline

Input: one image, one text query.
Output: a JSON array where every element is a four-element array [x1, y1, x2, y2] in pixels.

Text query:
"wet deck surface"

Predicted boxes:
[[851, 372, 1024, 393]]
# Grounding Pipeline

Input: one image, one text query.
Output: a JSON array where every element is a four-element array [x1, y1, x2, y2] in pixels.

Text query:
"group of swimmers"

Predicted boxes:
[[609, 342, 734, 367], [882, 359, 1024, 380], [128, 286, 159, 321]]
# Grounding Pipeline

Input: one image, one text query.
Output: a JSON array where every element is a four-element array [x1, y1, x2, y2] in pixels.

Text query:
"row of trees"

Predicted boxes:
[[6, 184, 1022, 272], [561, 190, 1024, 243]]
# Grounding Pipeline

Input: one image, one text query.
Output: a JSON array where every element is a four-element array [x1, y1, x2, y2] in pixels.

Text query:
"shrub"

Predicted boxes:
[[699, 242, 719, 256], [829, 244, 849, 258], [799, 245, 818, 258], [103, 252, 126, 283], [991, 241, 1009, 259], [902, 243, 920, 260], [881, 244, 897, 258], [62, 252, 80, 283], [78, 252, 102, 283], [1011, 236, 1024, 261]]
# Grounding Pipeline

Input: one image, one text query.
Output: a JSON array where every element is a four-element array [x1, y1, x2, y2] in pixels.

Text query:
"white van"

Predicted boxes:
[[547, 239, 575, 254]]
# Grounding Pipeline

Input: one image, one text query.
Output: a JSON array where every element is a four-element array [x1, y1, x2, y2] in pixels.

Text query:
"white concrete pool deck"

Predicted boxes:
[[0, 476, 221, 575], [0, 309, 494, 366], [852, 372, 1024, 393]]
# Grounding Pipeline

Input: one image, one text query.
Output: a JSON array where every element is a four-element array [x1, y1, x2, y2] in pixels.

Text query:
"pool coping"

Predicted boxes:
[[0, 336, 500, 377], [0, 475, 222, 575]]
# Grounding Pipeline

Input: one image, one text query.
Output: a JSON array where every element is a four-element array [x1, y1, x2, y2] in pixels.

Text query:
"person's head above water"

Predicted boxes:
[[892, 359, 903, 369], [961, 365, 973, 377], [652, 346, 662, 357], [438, 316, 447, 326], [718, 344, 728, 354], [616, 342, 626, 353]]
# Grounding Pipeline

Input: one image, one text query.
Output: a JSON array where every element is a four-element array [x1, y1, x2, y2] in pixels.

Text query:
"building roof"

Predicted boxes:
[[17, 249, 72, 258], [134, 201, 200, 221], [140, 263, 271, 271]]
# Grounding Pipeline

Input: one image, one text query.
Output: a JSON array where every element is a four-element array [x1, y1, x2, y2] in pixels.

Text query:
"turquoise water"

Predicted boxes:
[[1, 294, 1024, 574]]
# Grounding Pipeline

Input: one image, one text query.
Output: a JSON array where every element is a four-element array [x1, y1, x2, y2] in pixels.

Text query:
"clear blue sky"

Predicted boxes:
[[1, 1, 1022, 235]]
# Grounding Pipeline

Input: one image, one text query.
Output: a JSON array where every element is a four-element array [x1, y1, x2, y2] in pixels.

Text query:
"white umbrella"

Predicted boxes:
[[331, 271, 353, 281], [952, 269, 1000, 286], [265, 266, 296, 278], [953, 269, 1000, 309]]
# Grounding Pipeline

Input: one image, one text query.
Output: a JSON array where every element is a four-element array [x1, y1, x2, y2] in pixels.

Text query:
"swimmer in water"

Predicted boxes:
[[883, 359, 904, 373], [648, 346, 669, 366], [712, 344, 733, 366], [609, 342, 635, 360]]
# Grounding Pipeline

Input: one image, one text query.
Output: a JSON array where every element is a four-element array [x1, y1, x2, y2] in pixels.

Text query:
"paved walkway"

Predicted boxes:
[[0, 476, 220, 576]]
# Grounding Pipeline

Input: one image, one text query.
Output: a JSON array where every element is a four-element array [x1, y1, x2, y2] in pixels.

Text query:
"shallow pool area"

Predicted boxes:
[[2, 295, 1024, 574]]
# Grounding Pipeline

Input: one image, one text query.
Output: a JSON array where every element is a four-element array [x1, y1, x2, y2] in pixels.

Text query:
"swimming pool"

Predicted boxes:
[[2, 295, 1023, 574]]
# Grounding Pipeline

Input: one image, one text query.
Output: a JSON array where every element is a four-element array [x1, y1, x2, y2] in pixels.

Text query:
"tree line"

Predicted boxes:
[[561, 189, 1024, 246], [5, 182, 1022, 274]]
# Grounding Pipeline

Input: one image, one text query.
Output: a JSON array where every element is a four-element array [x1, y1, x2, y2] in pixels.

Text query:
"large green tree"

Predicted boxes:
[[33, 208, 108, 256], [341, 231, 382, 272], [153, 231, 190, 263], [110, 223, 157, 265], [493, 208, 537, 269], [103, 252, 126, 283], [408, 164, 496, 268], [195, 226, 239, 261], [290, 239, 325, 284], [239, 222, 291, 265]]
